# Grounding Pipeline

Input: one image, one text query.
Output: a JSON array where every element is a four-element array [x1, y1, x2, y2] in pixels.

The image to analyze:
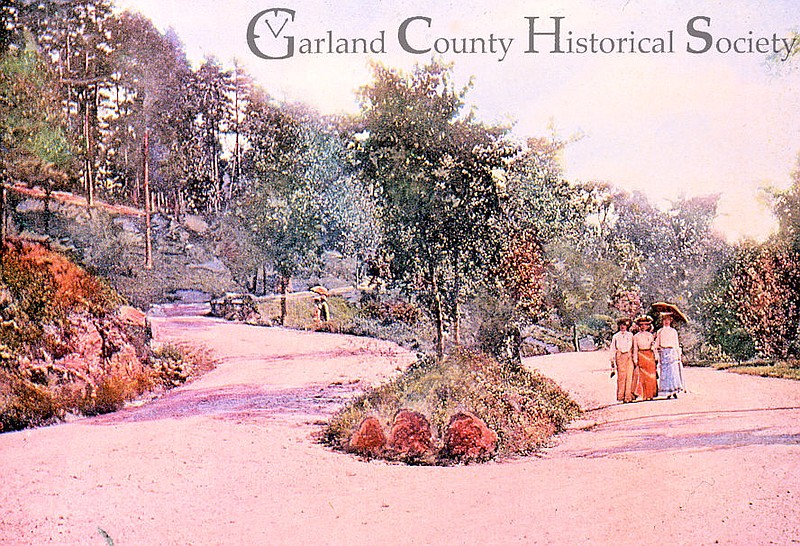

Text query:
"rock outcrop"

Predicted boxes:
[[388, 409, 433, 459], [348, 416, 387, 457], [443, 411, 498, 461]]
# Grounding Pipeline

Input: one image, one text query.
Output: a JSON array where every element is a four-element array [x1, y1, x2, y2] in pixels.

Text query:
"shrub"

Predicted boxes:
[[324, 348, 581, 464], [0, 371, 65, 431], [150, 343, 215, 389], [81, 371, 152, 416]]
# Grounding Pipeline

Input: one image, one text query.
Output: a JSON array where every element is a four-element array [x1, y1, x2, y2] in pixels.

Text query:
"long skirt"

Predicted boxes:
[[658, 347, 684, 397], [634, 349, 658, 400], [615, 351, 635, 403]]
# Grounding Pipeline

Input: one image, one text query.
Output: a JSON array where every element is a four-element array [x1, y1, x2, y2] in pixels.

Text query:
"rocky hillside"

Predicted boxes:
[[8, 187, 247, 307], [0, 238, 190, 432]]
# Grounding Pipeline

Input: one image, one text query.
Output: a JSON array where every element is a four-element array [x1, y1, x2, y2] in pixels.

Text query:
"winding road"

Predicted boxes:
[[2, 309, 799, 545]]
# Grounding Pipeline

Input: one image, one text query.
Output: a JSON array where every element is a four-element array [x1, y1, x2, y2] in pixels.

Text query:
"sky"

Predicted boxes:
[[113, 0, 800, 242]]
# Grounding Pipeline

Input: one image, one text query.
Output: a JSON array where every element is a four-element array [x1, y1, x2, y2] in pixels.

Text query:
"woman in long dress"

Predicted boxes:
[[632, 316, 658, 400], [609, 317, 635, 403], [654, 312, 684, 399]]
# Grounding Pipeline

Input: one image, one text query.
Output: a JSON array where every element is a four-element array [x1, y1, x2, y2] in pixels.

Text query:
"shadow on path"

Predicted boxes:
[[565, 427, 800, 458], [90, 382, 364, 426]]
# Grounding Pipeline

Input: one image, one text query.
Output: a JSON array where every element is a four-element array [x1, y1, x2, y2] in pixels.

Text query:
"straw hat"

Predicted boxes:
[[634, 315, 652, 324]]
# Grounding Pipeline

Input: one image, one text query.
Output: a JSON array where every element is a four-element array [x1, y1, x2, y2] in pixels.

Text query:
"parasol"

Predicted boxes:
[[649, 301, 688, 323], [309, 285, 329, 297]]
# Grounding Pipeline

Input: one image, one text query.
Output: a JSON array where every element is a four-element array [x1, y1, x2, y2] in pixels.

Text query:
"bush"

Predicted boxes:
[[81, 371, 152, 416], [150, 343, 214, 389], [324, 348, 581, 464], [0, 371, 65, 431]]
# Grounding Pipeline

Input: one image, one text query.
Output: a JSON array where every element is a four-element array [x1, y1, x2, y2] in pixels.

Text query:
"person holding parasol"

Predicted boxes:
[[651, 302, 687, 399], [310, 285, 330, 322]]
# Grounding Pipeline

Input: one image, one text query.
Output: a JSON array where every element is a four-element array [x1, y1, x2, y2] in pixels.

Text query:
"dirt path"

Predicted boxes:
[[2, 312, 799, 545]]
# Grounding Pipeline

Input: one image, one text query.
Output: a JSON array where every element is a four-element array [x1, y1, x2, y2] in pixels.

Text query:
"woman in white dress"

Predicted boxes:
[[654, 312, 684, 398]]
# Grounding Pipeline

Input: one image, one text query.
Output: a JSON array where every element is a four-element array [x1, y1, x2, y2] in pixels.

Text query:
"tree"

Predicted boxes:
[[354, 61, 513, 359], [698, 251, 756, 360], [1, 45, 74, 234], [721, 155, 800, 359], [103, 12, 194, 212], [728, 242, 800, 358], [228, 59, 254, 205], [238, 91, 340, 324], [320, 173, 382, 286], [15, 0, 116, 205], [187, 56, 233, 212]]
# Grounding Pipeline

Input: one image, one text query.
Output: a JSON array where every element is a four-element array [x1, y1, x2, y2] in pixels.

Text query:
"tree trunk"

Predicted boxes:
[[0, 184, 5, 242], [43, 184, 52, 234], [248, 267, 255, 294], [143, 130, 153, 270], [431, 266, 444, 361], [0, 181, 5, 277], [573, 324, 580, 352], [500, 320, 522, 371], [279, 275, 289, 326], [453, 250, 461, 346]]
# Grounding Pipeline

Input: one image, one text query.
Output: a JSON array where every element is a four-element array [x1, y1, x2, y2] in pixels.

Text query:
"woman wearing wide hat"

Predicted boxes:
[[310, 285, 330, 322], [654, 311, 684, 398], [609, 317, 635, 403], [632, 315, 658, 400]]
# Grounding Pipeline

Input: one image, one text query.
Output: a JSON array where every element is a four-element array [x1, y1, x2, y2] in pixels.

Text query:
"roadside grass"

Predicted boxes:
[[712, 360, 800, 381], [257, 294, 432, 352], [324, 348, 582, 464]]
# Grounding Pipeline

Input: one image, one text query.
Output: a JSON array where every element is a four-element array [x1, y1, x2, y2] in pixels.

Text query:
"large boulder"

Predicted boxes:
[[348, 416, 387, 457], [388, 409, 433, 459], [443, 411, 498, 462]]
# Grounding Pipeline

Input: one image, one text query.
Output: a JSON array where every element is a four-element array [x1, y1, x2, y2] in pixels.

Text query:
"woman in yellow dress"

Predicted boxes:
[[632, 316, 658, 401]]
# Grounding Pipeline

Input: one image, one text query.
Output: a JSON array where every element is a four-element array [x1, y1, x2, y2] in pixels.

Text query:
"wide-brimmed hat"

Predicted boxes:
[[634, 315, 652, 324], [309, 285, 329, 297]]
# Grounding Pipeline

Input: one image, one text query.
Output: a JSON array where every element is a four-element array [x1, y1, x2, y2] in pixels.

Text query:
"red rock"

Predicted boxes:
[[348, 416, 386, 457], [388, 409, 433, 458], [444, 412, 498, 461]]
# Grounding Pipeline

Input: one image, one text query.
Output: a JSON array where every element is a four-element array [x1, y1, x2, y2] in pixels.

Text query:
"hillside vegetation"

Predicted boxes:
[[0, 239, 209, 432]]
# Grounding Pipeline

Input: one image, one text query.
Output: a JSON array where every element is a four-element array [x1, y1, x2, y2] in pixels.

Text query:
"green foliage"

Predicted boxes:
[[727, 242, 800, 358], [237, 94, 341, 312], [0, 47, 74, 188], [354, 61, 516, 356], [697, 254, 757, 360], [320, 173, 382, 283]]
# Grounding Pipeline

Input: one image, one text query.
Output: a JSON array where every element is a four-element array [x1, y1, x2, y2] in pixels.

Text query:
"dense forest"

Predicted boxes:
[[2, 1, 800, 367]]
